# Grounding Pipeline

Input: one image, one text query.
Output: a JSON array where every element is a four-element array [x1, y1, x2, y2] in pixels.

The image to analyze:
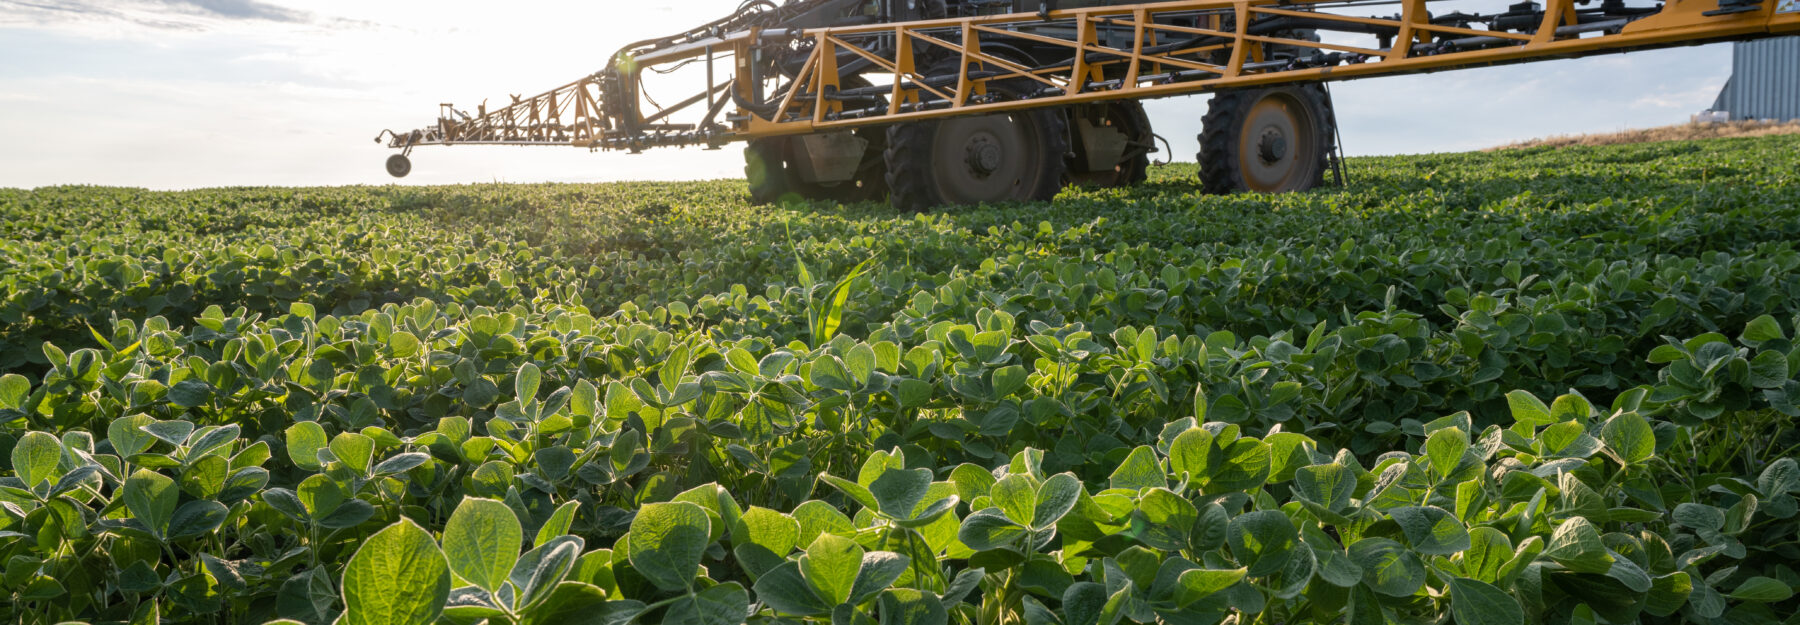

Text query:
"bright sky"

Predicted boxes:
[[0, 0, 1733, 190]]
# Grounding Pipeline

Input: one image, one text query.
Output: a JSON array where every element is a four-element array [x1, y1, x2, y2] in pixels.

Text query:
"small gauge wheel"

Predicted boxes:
[[386, 154, 412, 178]]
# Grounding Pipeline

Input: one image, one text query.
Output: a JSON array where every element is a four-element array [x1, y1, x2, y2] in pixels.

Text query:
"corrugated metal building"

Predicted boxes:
[[1707, 36, 1800, 121]]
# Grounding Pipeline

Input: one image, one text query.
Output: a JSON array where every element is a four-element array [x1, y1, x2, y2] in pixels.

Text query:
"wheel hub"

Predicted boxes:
[[966, 137, 1003, 176], [925, 111, 1051, 205], [1236, 91, 1320, 193], [1257, 130, 1288, 164]]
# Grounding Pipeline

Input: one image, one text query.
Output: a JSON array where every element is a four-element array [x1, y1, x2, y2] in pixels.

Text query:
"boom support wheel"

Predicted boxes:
[[1198, 84, 1336, 194], [386, 154, 412, 179]]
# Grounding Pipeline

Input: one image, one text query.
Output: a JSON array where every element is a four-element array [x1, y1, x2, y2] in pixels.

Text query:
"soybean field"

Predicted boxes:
[[1, 135, 1798, 625]]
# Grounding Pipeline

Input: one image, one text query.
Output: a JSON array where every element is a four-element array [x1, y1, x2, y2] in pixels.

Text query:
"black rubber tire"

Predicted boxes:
[[743, 133, 888, 206], [744, 78, 887, 206], [385, 154, 412, 178], [841, 127, 890, 202], [1198, 83, 1335, 194], [1069, 100, 1153, 188], [884, 82, 1069, 212], [744, 137, 808, 205], [1118, 102, 1153, 186]]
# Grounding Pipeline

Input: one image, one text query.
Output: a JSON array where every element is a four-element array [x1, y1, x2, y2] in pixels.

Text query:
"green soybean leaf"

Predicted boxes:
[[1549, 393, 1592, 424], [1167, 428, 1212, 481], [1192, 384, 1208, 422], [821, 475, 881, 513], [1425, 428, 1470, 481], [0, 374, 28, 410], [1544, 517, 1613, 574], [1109, 446, 1166, 492], [1506, 391, 1553, 427], [1226, 510, 1298, 577], [1062, 582, 1108, 625], [1389, 506, 1470, 555], [1741, 315, 1786, 345], [1349, 538, 1426, 597], [879, 588, 949, 625], [169, 500, 229, 539], [442, 497, 522, 594], [1130, 488, 1198, 552], [1448, 577, 1524, 625], [316, 499, 374, 530], [1264, 433, 1312, 485], [1644, 572, 1692, 617], [849, 551, 910, 605], [800, 533, 863, 606], [276, 568, 335, 624], [941, 567, 986, 610], [142, 420, 194, 446], [958, 507, 1027, 551], [1463, 527, 1514, 584], [511, 536, 583, 611], [297, 474, 346, 519], [329, 432, 375, 474], [1673, 503, 1725, 532], [753, 561, 831, 617], [794, 500, 856, 547], [992, 365, 1027, 398], [1301, 525, 1362, 587], [733, 506, 800, 556], [342, 518, 450, 625], [1759, 458, 1799, 495], [536, 500, 581, 547], [1295, 463, 1354, 511], [262, 488, 308, 523], [372, 452, 430, 476], [1173, 568, 1247, 607], [1600, 413, 1654, 465], [188, 424, 240, 458], [1033, 473, 1081, 529], [869, 468, 933, 519], [951, 464, 997, 501], [516, 362, 542, 405], [992, 474, 1038, 527], [51, 463, 102, 498], [672, 483, 743, 545], [1207, 438, 1272, 492], [519, 582, 627, 625], [166, 379, 212, 408], [1728, 577, 1794, 602], [108, 415, 158, 460], [12, 431, 63, 491], [626, 501, 710, 592], [665, 582, 749, 625], [285, 422, 328, 472], [123, 468, 177, 539]]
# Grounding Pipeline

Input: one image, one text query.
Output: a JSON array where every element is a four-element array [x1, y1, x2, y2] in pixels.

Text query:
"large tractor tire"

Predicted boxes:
[[1068, 100, 1154, 188], [884, 76, 1069, 211], [745, 75, 888, 206], [1198, 84, 1336, 194], [743, 128, 888, 205]]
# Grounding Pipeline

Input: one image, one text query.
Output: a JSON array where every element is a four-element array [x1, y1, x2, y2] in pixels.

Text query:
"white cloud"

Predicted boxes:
[[1632, 82, 1727, 110]]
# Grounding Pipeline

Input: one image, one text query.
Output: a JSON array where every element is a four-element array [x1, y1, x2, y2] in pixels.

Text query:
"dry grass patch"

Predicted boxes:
[[1490, 120, 1800, 151]]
